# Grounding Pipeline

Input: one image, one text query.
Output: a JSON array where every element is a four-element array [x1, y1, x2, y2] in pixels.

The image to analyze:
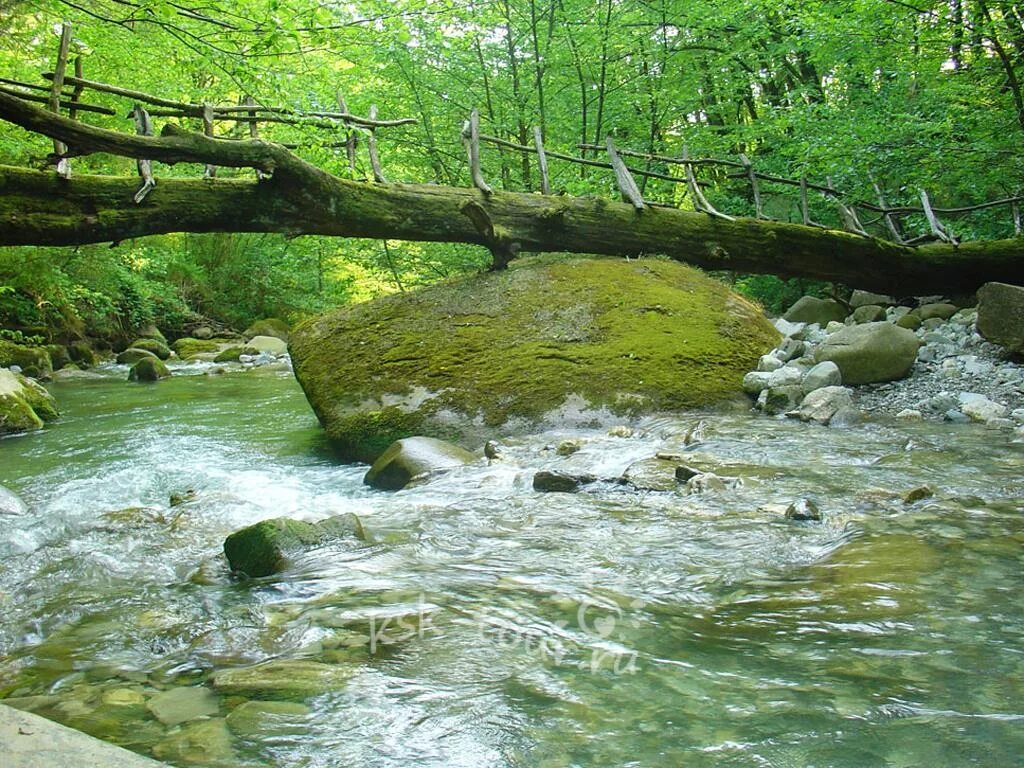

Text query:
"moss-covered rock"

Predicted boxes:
[[136, 324, 168, 345], [45, 344, 72, 370], [243, 335, 288, 356], [363, 436, 476, 490], [243, 317, 290, 342], [67, 340, 100, 368], [116, 347, 158, 365], [0, 368, 58, 435], [290, 257, 779, 462], [223, 513, 366, 577], [211, 660, 351, 698], [128, 357, 171, 382], [0, 340, 53, 380], [172, 337, 221, 358], [213, 346, 244, 363], [129, 337, 171, 360]]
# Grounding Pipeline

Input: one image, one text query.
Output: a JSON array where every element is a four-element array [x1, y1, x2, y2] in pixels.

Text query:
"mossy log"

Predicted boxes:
[[1, 91, 1022, 294]]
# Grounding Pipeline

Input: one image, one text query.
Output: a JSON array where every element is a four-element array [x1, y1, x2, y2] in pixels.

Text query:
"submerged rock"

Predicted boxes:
[[290, 257, 778, 462], [211, 659, 352, 698], [0, 368, 59, 435], [815, 322, 920, 384], [785, 498, 821, 521], [620, 457, 679, 491], [153, 717, 235, 767], [226, 700, 309, 739], [533, 470, 597, 493], [223, 513, 366, 577], [128, 357, 171, 382], [363, 436, 476, 490], [146, 686, 219, 726]]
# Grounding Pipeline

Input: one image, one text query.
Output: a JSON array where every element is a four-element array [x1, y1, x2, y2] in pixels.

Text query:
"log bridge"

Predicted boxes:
[[1, 22, 1023, 295]]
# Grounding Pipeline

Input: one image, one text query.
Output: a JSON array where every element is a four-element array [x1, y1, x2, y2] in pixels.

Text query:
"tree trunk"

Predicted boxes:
[[0, 91, 1022, 295]]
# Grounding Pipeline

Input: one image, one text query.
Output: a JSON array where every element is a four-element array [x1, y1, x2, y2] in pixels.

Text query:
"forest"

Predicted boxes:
[[1, 0, 1023, 341]]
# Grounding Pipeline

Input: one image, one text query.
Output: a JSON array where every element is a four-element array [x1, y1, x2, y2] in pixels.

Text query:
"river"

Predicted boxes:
[[1, 364, 1022, 767]]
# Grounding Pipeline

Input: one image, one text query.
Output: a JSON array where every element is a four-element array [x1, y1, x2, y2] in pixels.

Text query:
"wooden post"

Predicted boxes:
[[48, 22, 73, 178], [131, 104, 156, 203], [682, 145, 733, 221], [826, 176, 868, 236], [533, 126, 550, 195], [462, 109, 492, 194], [738, 152, 763, 219], [337, 93, 357, 177], [367, 105, 386, 183], [67, 57, 84, 122], [606, 136, 644, 210], [919, 188, 956, 244], [799, 175, 813, 226], [202, 103, 217, 178], [871, 176, 905, 244], [243, 96, 269, 180], [1013, 201, 1021, 237]]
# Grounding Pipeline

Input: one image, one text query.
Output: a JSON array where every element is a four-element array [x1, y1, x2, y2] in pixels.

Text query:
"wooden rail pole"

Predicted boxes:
[[131, 104, 156, 203], [463, 109, 492, 194], [738, 152, 764, 219], [606, 136, 644, 210], [533, 127, 550, 195], [202, 103, 217, 178], [367, 105, 386, 183], [48, 22, 73, 178]]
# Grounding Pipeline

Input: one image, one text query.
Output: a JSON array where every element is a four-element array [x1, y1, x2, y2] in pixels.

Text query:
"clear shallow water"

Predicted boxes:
[[0, 366, 1022, 767]]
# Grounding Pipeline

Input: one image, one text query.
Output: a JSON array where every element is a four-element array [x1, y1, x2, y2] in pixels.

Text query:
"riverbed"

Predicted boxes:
[[1, 365, 1022, 767]]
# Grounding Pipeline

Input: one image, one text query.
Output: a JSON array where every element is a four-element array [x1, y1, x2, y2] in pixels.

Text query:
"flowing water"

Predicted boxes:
[[1, 365, 1022, 767]]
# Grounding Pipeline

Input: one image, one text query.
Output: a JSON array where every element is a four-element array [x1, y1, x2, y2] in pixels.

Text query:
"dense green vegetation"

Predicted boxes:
[[1, 0, 1022, 339]]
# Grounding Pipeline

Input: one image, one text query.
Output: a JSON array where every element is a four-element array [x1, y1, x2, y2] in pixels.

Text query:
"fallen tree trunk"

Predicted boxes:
[[1, 92, 1022, 294]]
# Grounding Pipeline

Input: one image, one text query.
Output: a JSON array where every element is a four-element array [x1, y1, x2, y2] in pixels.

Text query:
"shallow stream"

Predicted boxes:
[[1, 366, 1022, 766]]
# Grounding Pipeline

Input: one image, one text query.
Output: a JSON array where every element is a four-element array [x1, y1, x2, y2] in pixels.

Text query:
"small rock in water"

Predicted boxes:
[[364, 436, 475, 491], [958, 392, 1008, 423], [556, 439, 583, 456], [686, 472, 727, 494], [147, 686, 219, 726], [785, 499, 821, 521], [986, 418, 1015, 430], [533, 470, 596, 493], [607, 425, 634, 438], [484, 440, 503, 460], [895, 409, 923, 421], [903, 486, 934, 504], [674, 465, 700, 483], [944, 409, 970, 423], [169, 489, 197, 507], [684, 420, 708, 444], [223, 514, 366, 577]]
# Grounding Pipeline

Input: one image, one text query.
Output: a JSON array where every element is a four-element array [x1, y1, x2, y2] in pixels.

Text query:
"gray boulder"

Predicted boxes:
[[243, 335, 288, 357], [802, 361, 842, 394], [815, 322, 921, 384], [757, 385, 803, 415], [795, 386, 854, 424], [917, 302, 958, 321], [851, 305, 886, 324], [364, 436, 476, 490], [849, 290, 895, 308], [976, 282, 1024, 356], [783, 296, 847, 326]]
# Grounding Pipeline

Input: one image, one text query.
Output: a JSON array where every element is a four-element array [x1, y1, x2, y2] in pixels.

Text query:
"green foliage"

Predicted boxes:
[[732, 275, 833, 317]]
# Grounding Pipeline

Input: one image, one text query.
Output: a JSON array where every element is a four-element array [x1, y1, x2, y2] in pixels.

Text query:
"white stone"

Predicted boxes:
[[895, 409, 923, 421], [769, 365, 804, 388], [796, 386, 855, 425], [757, 354, 784, 372], [802, 361, 842, 394], [773, 318, 805, 337], [958, 392, 1008, 423]]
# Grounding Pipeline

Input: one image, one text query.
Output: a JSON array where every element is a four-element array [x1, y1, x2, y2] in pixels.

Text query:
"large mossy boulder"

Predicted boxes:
[[172, 337, 221, 358], [223, 513, 365, 577], [0, 368, 59, 435], [976, 282, 1024, 356], [814, 321, 921, 384], [290, 257, 779, 462], [0, 340, 53, 380], [363, 436, 476, 490], [129, 337, 171, 360], [244, 318, 290, 342], [67, 340, 100, 368], [136, 324, 168, 345], [128, 356, 171, 382], [116, 347, 158, 365]]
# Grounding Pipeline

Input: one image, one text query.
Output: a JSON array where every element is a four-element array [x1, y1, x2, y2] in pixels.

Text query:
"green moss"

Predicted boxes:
[[128, 357, 171, 382], [223, 514, 365, 577], [129, 337, 171, 360], [0, 340, 53, 379], [172, 337, 220, 358], [15, 374, 59, 421], [213, 346, 244, 363], [0, 392, 44, 433], [291, 257, 779, 460]]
